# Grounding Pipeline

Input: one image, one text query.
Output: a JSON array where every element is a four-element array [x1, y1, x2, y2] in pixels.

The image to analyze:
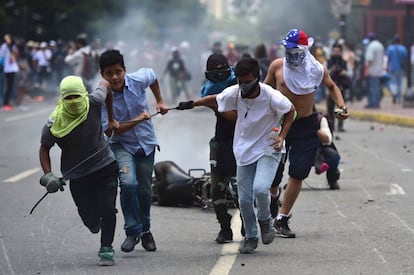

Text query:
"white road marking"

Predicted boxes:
[[385, 210, 414, 235], [372, 248, 386, 263], [0, 233, 15, 275], [209, 209, 242, 275], [351, 142, 411, 171], [329, 190, 387, 264], [4, 108, 51, 123], [3, 168, 41, 183], [386, 184, 406, 195], [401, 168, 412, 172]]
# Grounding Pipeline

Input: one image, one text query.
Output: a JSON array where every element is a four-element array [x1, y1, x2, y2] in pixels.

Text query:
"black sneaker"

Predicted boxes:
[[329, 181, 340, 190], [215, 228, 233, 244], [239, 238, 258, 254], [141, 231, 157, 251], [274, 216, 296, 238], [270, 186, 282, 218], [121, 236, 140, 252], [258, 218, 275, 244], [240, 213, 245, 237]]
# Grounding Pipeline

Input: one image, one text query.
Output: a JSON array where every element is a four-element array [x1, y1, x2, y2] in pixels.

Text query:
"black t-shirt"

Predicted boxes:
[[327, 56, 348, 83], [40, 88, 115, 179], [214, 110, 236, 142], [166, 58, 185, 79]]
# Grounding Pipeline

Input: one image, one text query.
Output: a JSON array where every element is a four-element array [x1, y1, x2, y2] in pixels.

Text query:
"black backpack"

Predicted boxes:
[[82, 52, 99, 80]]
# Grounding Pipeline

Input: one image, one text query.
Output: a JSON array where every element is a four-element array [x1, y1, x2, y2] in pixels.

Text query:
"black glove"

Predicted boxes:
[[176, 101, 194, 110], [40, 172, 66, 193]]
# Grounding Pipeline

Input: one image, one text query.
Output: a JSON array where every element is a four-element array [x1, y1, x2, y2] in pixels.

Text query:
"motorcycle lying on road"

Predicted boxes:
[[151, 161, 237, 209]]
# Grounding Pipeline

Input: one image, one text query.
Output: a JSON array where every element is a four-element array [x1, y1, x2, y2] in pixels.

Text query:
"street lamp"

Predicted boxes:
[[394, 0, 414, 106], [331, 0, 352, 40]]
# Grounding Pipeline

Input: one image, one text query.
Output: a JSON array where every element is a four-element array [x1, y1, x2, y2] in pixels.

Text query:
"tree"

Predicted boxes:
[[0, 0, 205, 43]]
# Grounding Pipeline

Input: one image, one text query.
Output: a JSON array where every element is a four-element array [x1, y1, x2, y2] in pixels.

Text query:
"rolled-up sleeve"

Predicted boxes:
[[216, 86, 238, 113]]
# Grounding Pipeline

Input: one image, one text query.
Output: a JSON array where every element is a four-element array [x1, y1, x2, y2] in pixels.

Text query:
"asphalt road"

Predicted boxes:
[[0, 100, 413, 275]]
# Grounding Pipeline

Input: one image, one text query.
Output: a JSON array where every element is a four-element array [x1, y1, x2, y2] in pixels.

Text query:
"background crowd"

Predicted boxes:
[[0, 30, 411, 115]]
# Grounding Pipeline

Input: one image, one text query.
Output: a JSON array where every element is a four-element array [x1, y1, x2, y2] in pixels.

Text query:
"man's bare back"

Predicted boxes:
[[264, 58, 315, 118]]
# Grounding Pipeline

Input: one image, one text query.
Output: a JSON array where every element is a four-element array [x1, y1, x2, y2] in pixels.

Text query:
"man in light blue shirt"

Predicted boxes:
[[386, 34, 408, 104], [100, 49, 169, 253]]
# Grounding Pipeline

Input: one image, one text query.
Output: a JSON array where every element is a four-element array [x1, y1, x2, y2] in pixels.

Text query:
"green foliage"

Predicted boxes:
[[0, 0, 204, 42]]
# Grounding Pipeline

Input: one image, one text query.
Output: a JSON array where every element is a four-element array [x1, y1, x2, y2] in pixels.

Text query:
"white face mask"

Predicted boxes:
[[285, 48, 307, 67]]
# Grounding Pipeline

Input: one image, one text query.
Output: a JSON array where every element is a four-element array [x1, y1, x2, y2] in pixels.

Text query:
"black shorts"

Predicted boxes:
[[286, 113, 320, 180]]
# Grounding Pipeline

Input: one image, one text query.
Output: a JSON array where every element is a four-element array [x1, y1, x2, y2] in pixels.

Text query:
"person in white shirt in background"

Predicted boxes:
[[0, 33, 19, 111], [65, 33, 95, 91], [364, 32, 384, 108], [65, 34, 92, 76], [32, 41, 52, 88]]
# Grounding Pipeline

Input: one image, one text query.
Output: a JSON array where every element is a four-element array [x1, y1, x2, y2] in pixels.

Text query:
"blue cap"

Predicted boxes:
[[278, 29, 309, 49]]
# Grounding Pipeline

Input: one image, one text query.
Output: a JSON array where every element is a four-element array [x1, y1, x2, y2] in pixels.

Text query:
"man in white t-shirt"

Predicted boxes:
[[176, 57, 296, 254], [364, 32, 384, 108], [64, 34, 96, 91], [32, 41, 52, 88]]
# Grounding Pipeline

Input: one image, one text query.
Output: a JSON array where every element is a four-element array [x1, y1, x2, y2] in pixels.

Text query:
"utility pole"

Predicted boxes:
[[331, 0, 351, 39], [339, 13, 347, 40], [405, 4, 412, 89], [394, 0, 414, 106]]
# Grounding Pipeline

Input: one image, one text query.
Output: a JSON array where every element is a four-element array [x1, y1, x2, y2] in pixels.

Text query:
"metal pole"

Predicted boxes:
[[406, 4, 412, 89], [339, 13, 347, 40]]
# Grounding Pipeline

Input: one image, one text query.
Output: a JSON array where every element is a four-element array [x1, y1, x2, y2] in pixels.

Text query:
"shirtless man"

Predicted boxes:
[[264, 29, 349, 238]]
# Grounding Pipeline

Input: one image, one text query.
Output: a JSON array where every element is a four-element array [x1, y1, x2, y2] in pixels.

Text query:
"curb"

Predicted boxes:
[[349, 110, 414, 128], [315, 104, 414, 128]]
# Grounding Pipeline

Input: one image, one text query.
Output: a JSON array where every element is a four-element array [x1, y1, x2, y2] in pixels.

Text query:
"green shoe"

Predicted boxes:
[[98, 246, 115, 266]]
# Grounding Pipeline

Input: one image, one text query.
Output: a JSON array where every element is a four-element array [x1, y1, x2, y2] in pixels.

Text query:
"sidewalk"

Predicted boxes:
[[316, 95, 414, 128]]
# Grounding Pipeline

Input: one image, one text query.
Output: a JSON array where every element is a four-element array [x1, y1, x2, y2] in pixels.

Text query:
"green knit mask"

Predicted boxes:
[[50, 76, 90, 138]]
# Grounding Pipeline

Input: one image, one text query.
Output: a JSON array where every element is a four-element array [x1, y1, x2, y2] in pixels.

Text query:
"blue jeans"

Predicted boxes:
[[0, 69, 4, 106], [389, 71, 404, 103], [110, 144, 155, 237], [368, 76, 381, 107], [237, 153, 281, 239]]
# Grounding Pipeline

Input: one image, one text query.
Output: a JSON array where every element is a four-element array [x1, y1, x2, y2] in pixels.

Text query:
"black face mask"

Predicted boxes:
[[239, 77, 259, 98], [205, 68, 231, 82]]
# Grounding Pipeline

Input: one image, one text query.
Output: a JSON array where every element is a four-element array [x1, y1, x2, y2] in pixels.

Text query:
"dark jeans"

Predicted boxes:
[[4, 72, 15, 105], [327, 85, 347, 131], [69, 161, 118, 247], [209, 138, 237, 225]]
